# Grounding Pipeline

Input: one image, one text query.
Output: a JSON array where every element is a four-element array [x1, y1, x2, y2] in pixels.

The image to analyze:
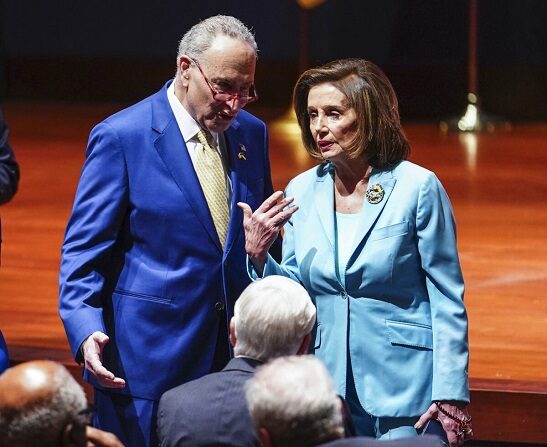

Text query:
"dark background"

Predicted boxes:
[[0, 0, 545, 120]]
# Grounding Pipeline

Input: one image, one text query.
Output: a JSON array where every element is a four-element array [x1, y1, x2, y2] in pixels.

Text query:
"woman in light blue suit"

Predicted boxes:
[[239, 59, 472, 446]]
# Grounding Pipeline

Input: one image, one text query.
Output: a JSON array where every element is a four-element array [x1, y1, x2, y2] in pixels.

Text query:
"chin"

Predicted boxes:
[[207, 119, 234, 133]]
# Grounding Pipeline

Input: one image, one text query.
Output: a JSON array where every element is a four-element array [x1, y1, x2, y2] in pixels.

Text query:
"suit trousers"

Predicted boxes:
[[93, 316, 230, 447], [94, 388, 158, 447], [345, 357, 418, 440]]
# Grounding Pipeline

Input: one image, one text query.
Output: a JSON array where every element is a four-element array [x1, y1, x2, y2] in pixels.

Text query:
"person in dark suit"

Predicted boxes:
[[59, 15, 281, 447], [246, 356, 445, 447], [157, 275, 316, 447], [0, 332, 8, 374], [0, 360, 123, 447], [0, 107, 20, 373], [0, 108, 19, 206]]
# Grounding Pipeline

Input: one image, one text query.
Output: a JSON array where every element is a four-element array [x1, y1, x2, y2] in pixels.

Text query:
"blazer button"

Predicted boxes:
[[340, 291, 347, 299], [214, 301, 226, 312]]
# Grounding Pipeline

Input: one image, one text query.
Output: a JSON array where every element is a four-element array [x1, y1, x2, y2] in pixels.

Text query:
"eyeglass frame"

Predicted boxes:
[[189, 58, 258, 106]]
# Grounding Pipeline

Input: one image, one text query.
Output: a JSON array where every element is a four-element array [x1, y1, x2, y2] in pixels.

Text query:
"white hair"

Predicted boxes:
[[246, 355, 344, 447], [177, 15, 257, 68], [233, 275, 316, 360], [0, 363, 87, 447]]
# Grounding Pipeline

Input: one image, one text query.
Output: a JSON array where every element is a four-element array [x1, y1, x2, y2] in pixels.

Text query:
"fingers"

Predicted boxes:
[[86, 426, 124, 447], [256, 191, 284, 213], [414, 412, 431, 430], [414, 403, 437, 430], [83, 332, 126, 389]]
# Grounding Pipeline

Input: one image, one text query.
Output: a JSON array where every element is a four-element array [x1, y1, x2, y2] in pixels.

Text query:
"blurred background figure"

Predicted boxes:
[[0, 107, 19, 206], [0, 360, 123, 447], [157, 275, 316, 447], [0, 106, 19, 374]]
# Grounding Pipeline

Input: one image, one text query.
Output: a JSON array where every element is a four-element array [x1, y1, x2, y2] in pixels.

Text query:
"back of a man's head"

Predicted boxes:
[[232, 276, 316, 361], [0, 360, 87, 447], [246, 355, 344, 447]]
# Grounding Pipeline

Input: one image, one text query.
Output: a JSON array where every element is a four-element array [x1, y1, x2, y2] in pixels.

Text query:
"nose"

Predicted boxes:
[[224, 96, 243, 111], [313, 115, 327, 134]]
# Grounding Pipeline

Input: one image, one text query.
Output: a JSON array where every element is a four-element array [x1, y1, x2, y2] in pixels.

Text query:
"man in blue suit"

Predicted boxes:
[[59, 15, 279, 447], [157, 276, 316, 447]]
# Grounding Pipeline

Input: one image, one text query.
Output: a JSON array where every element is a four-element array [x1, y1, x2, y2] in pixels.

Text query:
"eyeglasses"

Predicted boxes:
[[191, 58, 258, 105]]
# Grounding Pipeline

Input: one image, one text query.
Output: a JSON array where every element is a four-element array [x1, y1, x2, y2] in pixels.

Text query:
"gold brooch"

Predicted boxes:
[[366, 184, 384, 204]]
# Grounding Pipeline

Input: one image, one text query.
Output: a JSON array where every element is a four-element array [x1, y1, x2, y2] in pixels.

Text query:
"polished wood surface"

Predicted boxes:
[[0, 103, 546, 442]]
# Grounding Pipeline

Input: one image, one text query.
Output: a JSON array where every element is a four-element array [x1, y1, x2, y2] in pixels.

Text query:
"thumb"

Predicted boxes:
[[237, 202, 252, 220], [92, 332, 110, 349]]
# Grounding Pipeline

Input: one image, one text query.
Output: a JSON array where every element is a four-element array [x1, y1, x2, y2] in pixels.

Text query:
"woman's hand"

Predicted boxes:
[[238, 191, 298, 275], [415, 401, 472, 447]]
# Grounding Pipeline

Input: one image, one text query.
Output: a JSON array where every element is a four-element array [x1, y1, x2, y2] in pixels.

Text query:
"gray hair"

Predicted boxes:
[[233, 276, 316, 360], [0, 363, 87, 447], [177, 15, 257, 66], [246, 355, 344, 447]]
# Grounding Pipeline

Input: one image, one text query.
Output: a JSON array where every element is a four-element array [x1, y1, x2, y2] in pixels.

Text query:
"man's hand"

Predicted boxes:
[[85, 426, 124, 447], [238, 191, 298, 275], [82, 332, 126, 389]]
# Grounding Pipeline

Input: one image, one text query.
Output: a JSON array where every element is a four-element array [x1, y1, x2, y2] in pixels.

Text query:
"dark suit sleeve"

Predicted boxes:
[[0, 330, 9, 373], [0, 109, 20, 205]]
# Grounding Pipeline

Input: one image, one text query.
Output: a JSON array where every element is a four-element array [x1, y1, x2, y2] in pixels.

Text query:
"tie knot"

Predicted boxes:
[[196, 129, 214, 148]]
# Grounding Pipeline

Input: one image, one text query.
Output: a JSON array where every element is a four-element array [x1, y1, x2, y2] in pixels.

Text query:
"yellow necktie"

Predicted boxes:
[[194, 129, 229, 247]]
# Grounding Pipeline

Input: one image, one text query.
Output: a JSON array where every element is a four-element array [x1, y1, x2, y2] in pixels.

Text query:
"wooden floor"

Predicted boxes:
[[0, 102, 546, 443]]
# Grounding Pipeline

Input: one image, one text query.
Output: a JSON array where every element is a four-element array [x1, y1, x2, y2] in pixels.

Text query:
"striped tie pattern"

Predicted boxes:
[[194, 129, 229, 247]]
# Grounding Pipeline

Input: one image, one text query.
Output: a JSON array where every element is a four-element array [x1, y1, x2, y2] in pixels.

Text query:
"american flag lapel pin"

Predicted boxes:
[[238, 144, 247, 160]]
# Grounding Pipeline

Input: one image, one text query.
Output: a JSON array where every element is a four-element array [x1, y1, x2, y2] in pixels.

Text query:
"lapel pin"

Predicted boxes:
[[366, 183, 384, 204], [238, 143, 247, 160]]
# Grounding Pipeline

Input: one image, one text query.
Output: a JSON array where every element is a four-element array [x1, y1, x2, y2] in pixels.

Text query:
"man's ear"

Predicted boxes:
[[229, 318, 237, 348], [296, 334, 312, 355], [258, 427, 273, 447], [178, 55, 192, 83]]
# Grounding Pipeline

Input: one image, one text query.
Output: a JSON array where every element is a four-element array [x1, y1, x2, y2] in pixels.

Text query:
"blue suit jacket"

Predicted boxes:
[[59, 81, 278, 400], [253, 161, 469, 417], [157, 357, 260, 447]]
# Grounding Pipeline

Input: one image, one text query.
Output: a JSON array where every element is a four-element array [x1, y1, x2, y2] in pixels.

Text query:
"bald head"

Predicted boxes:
[[0, 360, 87, 447], [0, 360, 63, 410]]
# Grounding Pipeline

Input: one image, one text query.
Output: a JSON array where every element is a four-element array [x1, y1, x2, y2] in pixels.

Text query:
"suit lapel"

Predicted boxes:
[[151, 84, 222, 252], [223, 123, 247, 258], [313, 165, 336, 250], [348, 169, 396, 262]]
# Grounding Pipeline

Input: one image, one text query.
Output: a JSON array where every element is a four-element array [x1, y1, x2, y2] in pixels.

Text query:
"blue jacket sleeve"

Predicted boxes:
[[417, 173, 469, 403], [59, 121, 129, 360]]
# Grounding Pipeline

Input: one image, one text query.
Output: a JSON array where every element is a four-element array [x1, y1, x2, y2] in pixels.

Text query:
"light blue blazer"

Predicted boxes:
[[252, 160, 469, 417]]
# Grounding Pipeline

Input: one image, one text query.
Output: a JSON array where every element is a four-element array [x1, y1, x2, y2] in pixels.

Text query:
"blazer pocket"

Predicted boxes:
[[385, 319, 433, 350], [370, 221, 409, 241], [113, 289, 173, 305]]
